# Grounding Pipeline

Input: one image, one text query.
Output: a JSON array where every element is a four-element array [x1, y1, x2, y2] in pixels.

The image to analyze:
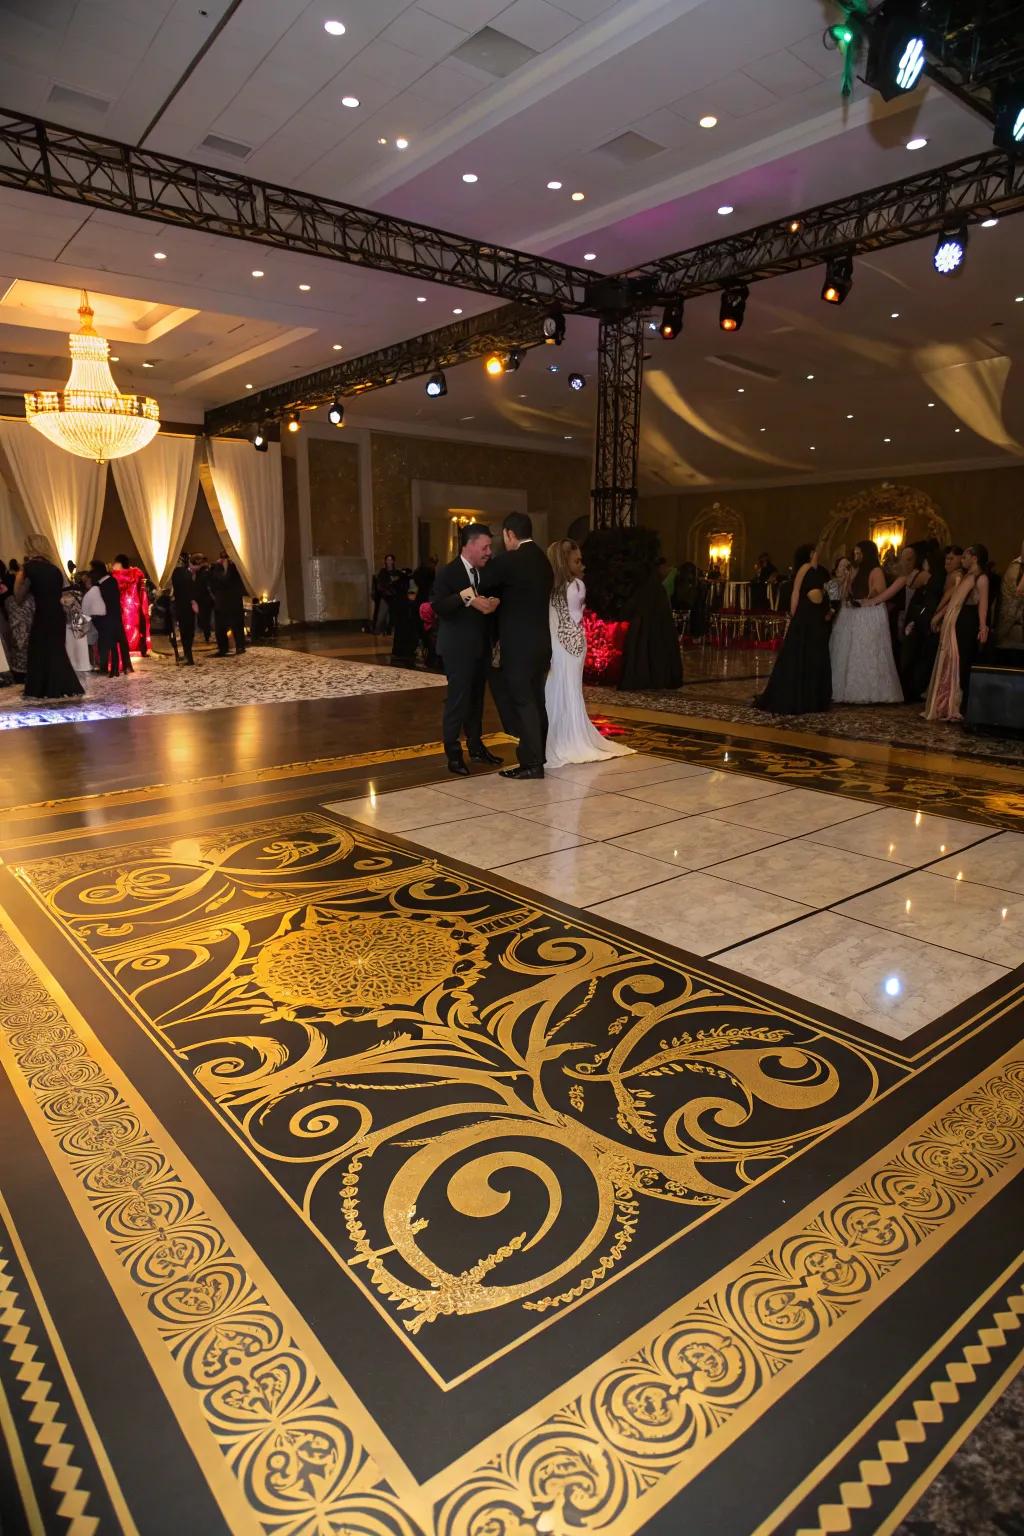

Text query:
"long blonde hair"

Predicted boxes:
[[547, 538, 579, 593]]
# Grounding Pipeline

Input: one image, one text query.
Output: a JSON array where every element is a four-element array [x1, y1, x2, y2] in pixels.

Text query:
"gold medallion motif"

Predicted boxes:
[[254, 913, 469, 1011]]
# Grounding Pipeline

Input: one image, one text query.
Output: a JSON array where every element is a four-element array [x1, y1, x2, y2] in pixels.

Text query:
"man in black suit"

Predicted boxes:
[[481, 511, 553, 779], [170, 551, 199, 665], [89, 560, 132, 677], [209, 550, 247, 657], [431, 524, 503, 776]]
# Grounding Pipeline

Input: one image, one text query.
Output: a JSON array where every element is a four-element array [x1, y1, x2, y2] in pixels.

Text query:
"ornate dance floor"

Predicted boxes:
[[0, 706, 1021, 1535]]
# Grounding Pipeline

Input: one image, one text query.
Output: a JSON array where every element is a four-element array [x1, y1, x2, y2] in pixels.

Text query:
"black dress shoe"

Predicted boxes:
[[447, 756, 471, 776], [499, 765, 544, 780], [469, 746, 503, 766]]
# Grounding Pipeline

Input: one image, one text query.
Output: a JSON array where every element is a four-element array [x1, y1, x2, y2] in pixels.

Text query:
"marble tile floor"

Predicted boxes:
[[324, 753, 1018, 1039]]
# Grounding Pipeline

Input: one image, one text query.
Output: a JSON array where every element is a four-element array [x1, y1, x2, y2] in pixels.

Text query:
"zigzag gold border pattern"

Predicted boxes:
[[794, 1281, 1024, 1536], [431, 1056, 1024, 1535], [0, 923, 420, 1536]]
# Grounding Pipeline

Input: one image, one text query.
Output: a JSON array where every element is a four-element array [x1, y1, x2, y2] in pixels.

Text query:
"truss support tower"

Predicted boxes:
[[591, 314, 644, 529]]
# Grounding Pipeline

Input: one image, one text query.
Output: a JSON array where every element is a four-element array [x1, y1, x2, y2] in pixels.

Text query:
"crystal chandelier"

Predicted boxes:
[[24, 292, 160, 462]]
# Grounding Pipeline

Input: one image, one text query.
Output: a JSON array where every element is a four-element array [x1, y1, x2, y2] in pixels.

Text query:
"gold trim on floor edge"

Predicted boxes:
[[3, 886, 1022, 1535], [0, 909, 421, 1535], [751, 1255, 1024, 1536], [0, 1375, 44, 1535], [597, 704, 1024, 787], [3, 734, 517, 821], [0, 1187, 138, 1535]]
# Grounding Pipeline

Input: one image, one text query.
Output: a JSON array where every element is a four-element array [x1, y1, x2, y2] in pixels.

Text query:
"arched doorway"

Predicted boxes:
[[819, 482, 950, 568]]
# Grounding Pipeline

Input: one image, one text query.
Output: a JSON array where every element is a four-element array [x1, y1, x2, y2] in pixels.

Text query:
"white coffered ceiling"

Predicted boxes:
[[0, 0, 1021, 489]]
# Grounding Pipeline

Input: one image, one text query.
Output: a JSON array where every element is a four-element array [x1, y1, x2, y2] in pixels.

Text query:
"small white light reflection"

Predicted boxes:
[[956, 871, 963, 881], [905, 899, 912, 913], [723, 752, 730, 762], [914, 810, 922, 826], [888, 843, 896, 855], [884, 976, 902, 997], [368, 786, 377, 808], [939, 844, 946, 853], [1001, 907, 1008, 919]]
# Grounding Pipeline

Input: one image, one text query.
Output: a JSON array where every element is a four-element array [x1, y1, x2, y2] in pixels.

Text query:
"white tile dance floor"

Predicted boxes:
[[326, 752, 1022, 1040]]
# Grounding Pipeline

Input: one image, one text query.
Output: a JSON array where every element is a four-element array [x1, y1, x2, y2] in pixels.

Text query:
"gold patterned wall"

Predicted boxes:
[[370, 431, 591, 564], [309, 436, 362, 557], [641, 463, 1024, 571]]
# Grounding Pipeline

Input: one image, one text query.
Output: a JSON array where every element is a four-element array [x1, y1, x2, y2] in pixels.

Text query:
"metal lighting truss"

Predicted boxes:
[[591, 314, 645, 529], [205, 304, 551, 436], [0, 111, 594, 310], [631, 145, 1024, 298], [915, 0, 1024, 122]]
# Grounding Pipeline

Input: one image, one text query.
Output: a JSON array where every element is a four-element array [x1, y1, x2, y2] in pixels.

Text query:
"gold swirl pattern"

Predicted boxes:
[[0, 928, 418, 1536], [432, 1056, 1024, 1536], [18, 814, 891, 1382]]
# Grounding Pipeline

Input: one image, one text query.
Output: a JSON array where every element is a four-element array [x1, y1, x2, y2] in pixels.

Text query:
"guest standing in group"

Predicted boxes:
[[5, 558, 33, 681], [14, 535, 84, 700], [481, 512, 554, 779], [431, 523, 502, 775], [374, 554, 402, 635], [414, 554, 439, 668], [193, 554, 213, 641], [544, 539, 634, 766], [751, 552, 778, 610], [619, 549, 684, 691], [830, 539, 903, 704], [923, 546, 990, 721], [997, 536, 1024, 647], [80, 572, 106, 671], [755, 544, 831, 714], [209, 550, 246, 657], [899, 544, 945, 702], [171, 551, 199, 665], [89, 560, 132, 676]]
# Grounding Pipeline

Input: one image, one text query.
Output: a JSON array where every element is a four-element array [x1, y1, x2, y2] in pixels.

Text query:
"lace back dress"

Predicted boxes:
[[544, 579, 633, 768]]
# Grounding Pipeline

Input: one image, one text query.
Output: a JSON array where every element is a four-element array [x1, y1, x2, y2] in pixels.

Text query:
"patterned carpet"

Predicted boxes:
[[0, 643, 444, 729]]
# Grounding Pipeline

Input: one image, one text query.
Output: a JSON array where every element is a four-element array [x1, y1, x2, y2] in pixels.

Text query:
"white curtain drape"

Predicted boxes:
[[206, 438, 287, 618], [112, 434, 200, 587], [0, 421, 107, 570]]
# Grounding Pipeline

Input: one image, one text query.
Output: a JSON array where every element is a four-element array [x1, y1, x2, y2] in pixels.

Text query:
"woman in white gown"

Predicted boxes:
[[544, 539, 634, 769], [830, 539, 903, 704]]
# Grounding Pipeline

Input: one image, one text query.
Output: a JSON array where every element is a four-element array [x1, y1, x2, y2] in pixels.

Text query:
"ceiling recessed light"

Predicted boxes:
[[891, 311, 900, 318], [395, 137, 409, 150], [245, 383, 253, 390], [563, 434, 573, 440], [759, 425, 766, 432], [546, 180, 562, 190], [846, 412, 853, 418], [884, 436, 892, 443], [378, 136, 388, 145], [583, 252, 597, 261], [571, 191, 585, 201], [699, 114, 718, 128], [717, 204, 734, 215], [982, 217, 998, 227], [341, 95, 359, 108], [927, 400, 935, 407], [153, 251, 166, 260], [251, 269, 264, 278], [809, 444, 816, 450], [324, 19, 346, 35], [954, 426, 961, 432], [109, 355, 119, 362], [299, 283, 311, 291], [1016, 295, 1024, 303], [737, 387, 744, 393], [142, 361, 154, 368], [462, 172, 477, 183], [906, 136, 927, 150], [452, 307, 463, 315], [806, 373, 814, 380], [460, 415, 474, 421]]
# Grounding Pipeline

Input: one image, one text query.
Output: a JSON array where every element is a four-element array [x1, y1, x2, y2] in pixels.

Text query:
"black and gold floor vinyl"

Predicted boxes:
[[0, 730, 1021, 1535]]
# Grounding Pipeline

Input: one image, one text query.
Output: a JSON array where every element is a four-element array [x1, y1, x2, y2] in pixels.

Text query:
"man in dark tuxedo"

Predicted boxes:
[[209, 550, 246, 657], [480, 511, 553, 779], [431, 524, 503, 775], [88, 559, 132, 677], [170, 551, 199, 665]]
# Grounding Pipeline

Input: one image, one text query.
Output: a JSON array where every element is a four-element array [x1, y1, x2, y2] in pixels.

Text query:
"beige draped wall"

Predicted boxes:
[[112, 434, 200, 587], [0, 468, 25, 561], [0, 420, 107, 570], [205, 438, 288, 620]]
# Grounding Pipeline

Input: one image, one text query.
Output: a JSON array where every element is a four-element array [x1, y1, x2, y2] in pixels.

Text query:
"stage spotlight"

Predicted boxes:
[[425, 371, 447, 398], [865, 0, 926, 101], [327, 398, 345, 427], [567, 372, 586, 391], [786, 218, 802, 234], [286, 411, 301, 433], [542, 309, 566, 346], [933, 225, 968, 275], [993, 80, 1024, 152], [252, 425, 269, 452], [504, 348, 524, 373], [821, 252, 853, 304], [659, 301, 683, 339], [484, 354, 504, 376], [719, 284, 749, 332]]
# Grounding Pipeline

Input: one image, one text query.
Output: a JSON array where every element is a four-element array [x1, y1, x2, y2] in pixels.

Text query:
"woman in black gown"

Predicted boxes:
[[755, 543, 831, 714], [14, 534, 84, 700]]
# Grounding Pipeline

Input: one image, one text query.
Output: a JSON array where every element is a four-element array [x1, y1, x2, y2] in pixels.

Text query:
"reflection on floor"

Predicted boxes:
[[0, 635, 443, 729], [328, 752, 1020, 1036], [0, 695, 1021, 1536]]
